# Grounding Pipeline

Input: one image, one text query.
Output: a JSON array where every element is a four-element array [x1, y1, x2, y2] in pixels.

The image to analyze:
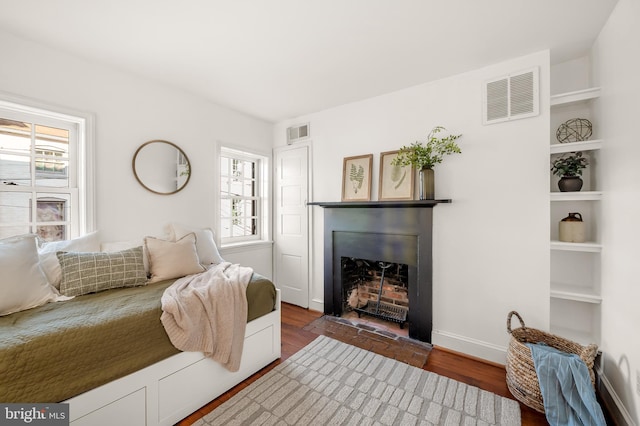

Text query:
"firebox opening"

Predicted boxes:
[[341, 257, 409, 330]]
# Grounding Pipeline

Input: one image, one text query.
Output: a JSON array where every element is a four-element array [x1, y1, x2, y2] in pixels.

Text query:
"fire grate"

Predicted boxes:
[[354, 301, 408, 328]]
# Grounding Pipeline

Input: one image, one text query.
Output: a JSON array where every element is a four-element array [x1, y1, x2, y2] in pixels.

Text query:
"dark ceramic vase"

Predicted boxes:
[[558, 176, 583, 192], [419, 168, 435, 200]]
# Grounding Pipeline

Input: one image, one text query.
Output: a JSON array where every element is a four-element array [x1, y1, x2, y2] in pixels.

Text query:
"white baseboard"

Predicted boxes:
[[310, 298, 324, 313], [431, 329, 507, 365], [596, 367, 637, 426]]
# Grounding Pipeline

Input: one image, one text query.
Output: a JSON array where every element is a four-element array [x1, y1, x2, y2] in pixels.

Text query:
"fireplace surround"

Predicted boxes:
[[309, 200, 450, 342]]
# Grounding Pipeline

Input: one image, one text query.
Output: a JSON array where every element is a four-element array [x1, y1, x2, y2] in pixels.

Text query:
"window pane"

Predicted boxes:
[[0, 191, 31, 226], [243, 161, 254, 179], [36, 194, 69, 242], [37, 225, 66, 242], [36, 194, 69, 222], [220, 176, 230, 193], [232, 199, 243, 222], [0, 153, 31, 185], [240, 199, 253, 217], [229, 179, 244, 196], [232, 220, 248, 237], [35, 125, 69, 157], [0, 119, 31, 154], [220, 218, 231, 239], [220, 198, 232, 217], [35, 157, 69, 187], [243, 179, 254, 197]]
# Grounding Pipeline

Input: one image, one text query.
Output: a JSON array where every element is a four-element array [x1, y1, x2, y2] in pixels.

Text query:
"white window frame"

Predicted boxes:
[[218, 145, 269, 247], [0, 93, 95, 239]]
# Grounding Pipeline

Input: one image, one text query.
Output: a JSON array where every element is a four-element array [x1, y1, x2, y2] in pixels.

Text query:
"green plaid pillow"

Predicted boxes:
[[57, 246, 147, 297]]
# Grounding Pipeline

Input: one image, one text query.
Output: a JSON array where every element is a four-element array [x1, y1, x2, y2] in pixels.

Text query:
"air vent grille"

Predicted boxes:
[[286, 123, 310, 145], [486, 79, 508, 122], [483, 67, 539, 125]]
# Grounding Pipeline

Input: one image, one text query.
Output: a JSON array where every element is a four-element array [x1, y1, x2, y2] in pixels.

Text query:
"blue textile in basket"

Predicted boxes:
[[526, 343, 605, 426]]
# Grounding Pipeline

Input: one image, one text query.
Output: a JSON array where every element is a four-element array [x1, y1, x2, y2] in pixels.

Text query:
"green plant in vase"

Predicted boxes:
[[551, 151, 589, 192], [392, 126, 462, 199]]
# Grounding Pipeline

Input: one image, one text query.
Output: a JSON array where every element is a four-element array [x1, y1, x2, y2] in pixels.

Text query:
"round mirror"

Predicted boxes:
[[132, 140, 191, 195]]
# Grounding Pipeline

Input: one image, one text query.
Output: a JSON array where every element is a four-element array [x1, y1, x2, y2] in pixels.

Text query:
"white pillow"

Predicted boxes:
[[168, 223, 224, 265], [145, 233, 205, 283], [38, 231, 100, 289], [0, 234, 61, 316]]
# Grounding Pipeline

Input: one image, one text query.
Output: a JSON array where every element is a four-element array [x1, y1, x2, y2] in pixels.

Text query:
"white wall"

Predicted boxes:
[[592, 0, 640, 422], [275, 51, 551, 363], [0, 30, 274, 277]]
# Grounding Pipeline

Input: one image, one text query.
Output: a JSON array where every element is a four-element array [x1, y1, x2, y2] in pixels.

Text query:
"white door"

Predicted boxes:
[[274, 144, 310, 307]]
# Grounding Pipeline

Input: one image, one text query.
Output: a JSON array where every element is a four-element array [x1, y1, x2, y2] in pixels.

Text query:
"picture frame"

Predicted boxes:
[[378, 150, 415, 201], [342, 154, 373, 201]]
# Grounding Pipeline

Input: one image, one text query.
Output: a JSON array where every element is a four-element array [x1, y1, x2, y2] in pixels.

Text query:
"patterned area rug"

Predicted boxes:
[[200, 335, 521, 425]]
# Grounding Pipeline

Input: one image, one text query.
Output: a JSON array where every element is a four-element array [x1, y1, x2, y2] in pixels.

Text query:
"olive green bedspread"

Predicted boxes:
[[0, 274, 276, 403]]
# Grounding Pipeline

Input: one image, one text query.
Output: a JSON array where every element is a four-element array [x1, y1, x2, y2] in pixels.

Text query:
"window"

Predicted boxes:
[[0, 99, 92, 242], [219, 147, 268, 245]]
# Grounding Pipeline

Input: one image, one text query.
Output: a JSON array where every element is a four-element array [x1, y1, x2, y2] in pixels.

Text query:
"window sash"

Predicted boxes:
[[220, 150, 264, 244], [0, 102, 84, 241]]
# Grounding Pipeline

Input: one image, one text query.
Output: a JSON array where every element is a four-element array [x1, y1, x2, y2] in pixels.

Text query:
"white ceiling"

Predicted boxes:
[[0, 0, 617, 123]]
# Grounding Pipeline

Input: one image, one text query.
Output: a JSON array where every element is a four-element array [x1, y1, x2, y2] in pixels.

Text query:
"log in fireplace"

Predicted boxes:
[[309, 200, 450, 343]]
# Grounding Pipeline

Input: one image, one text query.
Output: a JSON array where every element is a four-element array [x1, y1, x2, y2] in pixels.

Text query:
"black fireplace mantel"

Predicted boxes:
[[311, 199, 450, 343], [307, 199, 451, 208]]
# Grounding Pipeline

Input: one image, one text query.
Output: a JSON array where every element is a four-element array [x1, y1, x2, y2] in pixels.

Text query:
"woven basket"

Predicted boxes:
[[505, 311, 598, 413]]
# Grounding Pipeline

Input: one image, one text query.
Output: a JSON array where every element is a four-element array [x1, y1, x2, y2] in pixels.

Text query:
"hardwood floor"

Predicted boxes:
[[177, 303, 548, 425]]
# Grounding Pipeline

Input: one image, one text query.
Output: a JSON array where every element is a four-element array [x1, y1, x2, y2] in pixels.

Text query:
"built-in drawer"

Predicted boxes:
[[158, 323, 275, 423], [71, 387, 146, 426]]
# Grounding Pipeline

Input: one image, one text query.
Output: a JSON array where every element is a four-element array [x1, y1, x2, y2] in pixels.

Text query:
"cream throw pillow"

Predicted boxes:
[[0, 234, 62, 316], [145, 233, 205, 283], [169, 223, 224, 265]]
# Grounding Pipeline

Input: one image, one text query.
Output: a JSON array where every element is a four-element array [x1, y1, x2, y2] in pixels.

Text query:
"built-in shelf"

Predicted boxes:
[[549, 84, 602, 346], [550, 191, 603, 201], [550, 139, 603, 154], [550, 241, 602, 252], [307, 199, 451, 208], [551, 283, 602, 304], [551, 87, 601, 107]]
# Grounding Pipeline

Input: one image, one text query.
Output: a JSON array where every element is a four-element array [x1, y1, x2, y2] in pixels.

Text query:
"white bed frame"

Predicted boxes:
[[65, 290, 281, 426]]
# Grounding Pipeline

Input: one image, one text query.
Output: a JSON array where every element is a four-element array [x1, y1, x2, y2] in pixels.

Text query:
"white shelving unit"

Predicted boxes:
[[550, 87, 601, 106], [549, 87, 602, 345], [550, 191, 602, 201]]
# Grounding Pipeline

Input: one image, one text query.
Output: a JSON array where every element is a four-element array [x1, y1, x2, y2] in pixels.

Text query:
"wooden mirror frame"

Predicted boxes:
[[132, 140, 191, 195]]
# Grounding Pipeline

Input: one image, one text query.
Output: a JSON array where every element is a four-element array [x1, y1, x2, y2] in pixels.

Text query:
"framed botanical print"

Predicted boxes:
[[342, 154, 373, 201], [378, 150, 414, 201]]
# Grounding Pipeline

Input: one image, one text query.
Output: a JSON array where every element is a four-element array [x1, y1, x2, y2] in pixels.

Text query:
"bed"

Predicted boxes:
[[0, 225, 281, 425], [0, 268, 280, 426]]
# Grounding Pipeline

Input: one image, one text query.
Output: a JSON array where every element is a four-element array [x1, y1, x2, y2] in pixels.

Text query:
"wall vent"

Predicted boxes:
[[483, 67, 539, 125], [286, 123, 310, 145]]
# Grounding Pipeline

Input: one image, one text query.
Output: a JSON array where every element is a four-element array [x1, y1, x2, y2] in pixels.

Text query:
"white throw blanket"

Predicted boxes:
[[160, 262, 253, 372]]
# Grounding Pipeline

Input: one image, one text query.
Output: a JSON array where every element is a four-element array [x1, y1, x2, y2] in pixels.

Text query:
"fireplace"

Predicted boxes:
[[309, 200, 450, 343], [341, 257, 409, 327]]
